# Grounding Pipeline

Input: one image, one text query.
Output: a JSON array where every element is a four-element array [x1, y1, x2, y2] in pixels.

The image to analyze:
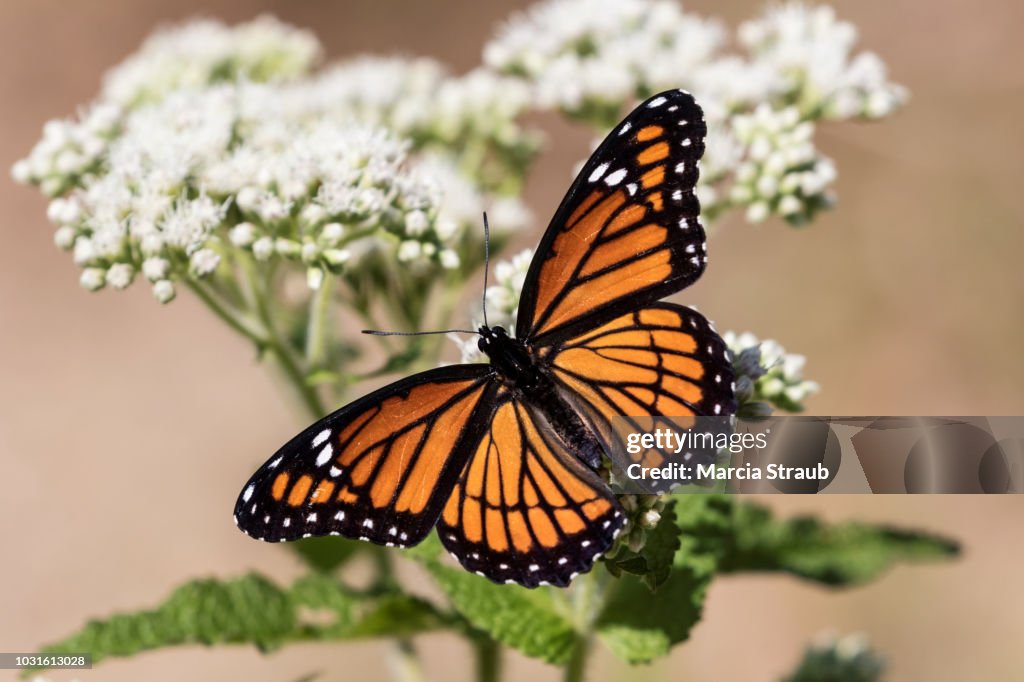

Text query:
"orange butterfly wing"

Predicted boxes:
[[438, 391, 624, 587], [234, 365, 497, 547], [516, 90, 708, 346], [544, 303, 736, 490]]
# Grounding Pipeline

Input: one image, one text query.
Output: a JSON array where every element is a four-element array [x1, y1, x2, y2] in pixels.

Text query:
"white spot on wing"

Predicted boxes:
[[604, 168, 627, 186], [242, 484, 255, 502], [588, 162, 609, 183], [312, 428, 331, 447], [647, 96, 667, 108], [268, 456, 282, 469], [618, 121, 632, 135], [315, 442, 333, 467]]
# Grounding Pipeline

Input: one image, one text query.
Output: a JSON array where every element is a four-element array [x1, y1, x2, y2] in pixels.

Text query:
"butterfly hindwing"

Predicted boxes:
[[544, 303, 736, 490], [516, 90, 708, 346], [234, 365, 497, 547], [438, 391, 625, 587]]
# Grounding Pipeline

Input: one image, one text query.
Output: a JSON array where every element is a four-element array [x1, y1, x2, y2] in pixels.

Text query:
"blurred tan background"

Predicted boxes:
[[2, 0, 1023, 680]]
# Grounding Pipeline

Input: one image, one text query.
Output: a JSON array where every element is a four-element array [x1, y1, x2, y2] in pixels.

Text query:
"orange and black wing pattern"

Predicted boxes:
[[516, 90, 708, 347], [234, 365, 497, 547], [438, 391, 624, 587], [544, 303, 736, 489]]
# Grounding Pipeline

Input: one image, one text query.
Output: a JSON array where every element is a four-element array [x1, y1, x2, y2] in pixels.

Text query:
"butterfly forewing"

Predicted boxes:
[[437, 391, 625, 587], [234, 365, 496, 547], [516, 90, 709, 347]]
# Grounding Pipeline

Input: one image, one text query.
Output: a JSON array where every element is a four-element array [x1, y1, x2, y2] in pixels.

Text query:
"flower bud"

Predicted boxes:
[[252, 237, 274, 261], [190, 248, 221, 276], [106, 263, 135, 290], [79, 268, 106, 291], [229, 222, 256, 247], [152, 279, 176, 304]]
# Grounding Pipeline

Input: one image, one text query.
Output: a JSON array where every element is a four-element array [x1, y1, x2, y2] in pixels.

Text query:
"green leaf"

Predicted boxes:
[[596, 496, 733, 664], [422, 561, 577, 665], [288, 536, 359, 573], [33, 573, 294, 672], [289, 573, 448, 639], [719, 502, 960, 586], [29, 573, 449, 675]]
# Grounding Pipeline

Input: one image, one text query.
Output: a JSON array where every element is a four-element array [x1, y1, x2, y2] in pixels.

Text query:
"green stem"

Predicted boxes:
[[185, 279, 266, 347], [474, 636, 502, 682], [562, 568, 605, 682], [305, 274, 335, 368], [244, 259, 327, 419], [564, 635, 591, 682]]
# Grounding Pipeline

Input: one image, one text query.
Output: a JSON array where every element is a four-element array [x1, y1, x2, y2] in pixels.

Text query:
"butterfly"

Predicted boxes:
[[234, 89, 736, 588]]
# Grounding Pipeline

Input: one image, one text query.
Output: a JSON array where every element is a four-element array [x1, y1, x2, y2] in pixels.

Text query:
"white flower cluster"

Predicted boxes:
[[739, 4, 908, 120], [297, 58, 535, 187], [483, 0, 905, 227], [485, 0, 724, 116], [449, 248, 533, 363], [101, 15, 320, 105], [13, 19, 531, 303], [728, 104, 836, 225], [724, 330, 819, 410]]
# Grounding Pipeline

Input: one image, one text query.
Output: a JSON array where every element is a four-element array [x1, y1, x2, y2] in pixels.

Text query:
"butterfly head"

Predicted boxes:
[[476, 325, 509, 352], [477, 325, 541, 388]]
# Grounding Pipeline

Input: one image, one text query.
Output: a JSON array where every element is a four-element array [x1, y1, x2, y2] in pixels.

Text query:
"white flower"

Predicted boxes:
[[190, 248, 221, 276], [439, 249, 461, 269], [152, 279, 176, 303], [724, 330, 819, 408], [142, 257, 170, 281], [486, 0, 724, 115], [729, 104, 835, 224], [252, 237, 274, 261], [79, 268, 106, 291], [102, 15, 320, 105], [739, 3, 907, 120], [106, 263, 135, 289], [229, 222, 256, 247]]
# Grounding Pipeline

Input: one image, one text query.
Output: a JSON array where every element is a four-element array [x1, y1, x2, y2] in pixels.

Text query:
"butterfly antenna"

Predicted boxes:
[[482, 212, 491, 329], [361, 214, 496, 338]]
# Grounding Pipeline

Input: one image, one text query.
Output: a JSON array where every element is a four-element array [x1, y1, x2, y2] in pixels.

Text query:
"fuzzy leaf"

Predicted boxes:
[[597, 496, 733, 664], [422, 561, 577, 665], [720, 502, 960, 586], [28, 573, 448, 675], [33, 573, 294, 672], [289, 573, 448, 639]]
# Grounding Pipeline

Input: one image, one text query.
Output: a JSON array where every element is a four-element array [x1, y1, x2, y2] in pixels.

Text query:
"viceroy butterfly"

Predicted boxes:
[[235, 89, 736, 587]]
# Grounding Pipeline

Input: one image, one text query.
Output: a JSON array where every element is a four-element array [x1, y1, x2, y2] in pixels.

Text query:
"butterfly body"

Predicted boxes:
[[479, 325, 607, 471], [236, 89, 737, 588]]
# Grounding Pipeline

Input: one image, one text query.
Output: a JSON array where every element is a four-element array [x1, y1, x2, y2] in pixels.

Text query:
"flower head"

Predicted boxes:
[[724, 330, 819, 413]]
